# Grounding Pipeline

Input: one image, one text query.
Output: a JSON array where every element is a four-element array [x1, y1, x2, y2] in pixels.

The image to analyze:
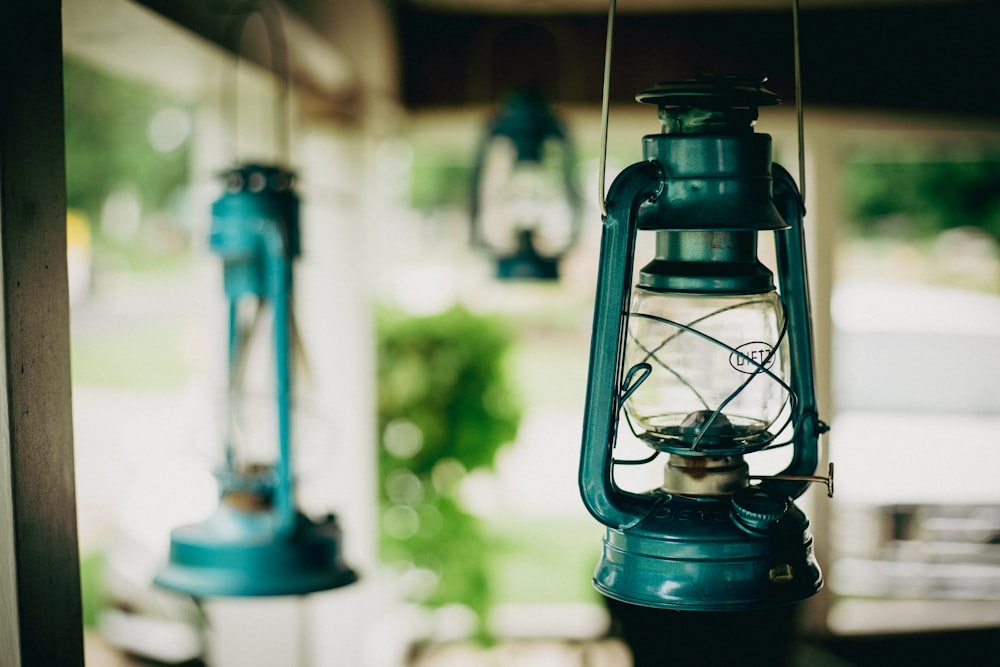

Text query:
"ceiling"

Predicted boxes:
[[124, 0, 999, 119], [386, 0, 999, 117], [401, 0, 972, 13]]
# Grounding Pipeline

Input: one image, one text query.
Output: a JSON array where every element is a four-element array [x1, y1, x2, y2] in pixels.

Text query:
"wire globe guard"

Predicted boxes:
[[579, 128, 823, 611]]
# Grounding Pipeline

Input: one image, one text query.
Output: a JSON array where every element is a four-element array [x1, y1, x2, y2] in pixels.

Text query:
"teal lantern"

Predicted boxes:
[[155, 164, 357, 597], [470, 89, 582, 280], [579, 76, 832, 611]]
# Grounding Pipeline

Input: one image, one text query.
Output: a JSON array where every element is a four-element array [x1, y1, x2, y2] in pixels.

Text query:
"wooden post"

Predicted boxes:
[[0, 2, 85, 665]]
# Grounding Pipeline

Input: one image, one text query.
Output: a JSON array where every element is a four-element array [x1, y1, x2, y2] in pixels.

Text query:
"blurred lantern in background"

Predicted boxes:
[[579, 74, 833, 611], [155, 163, 357, 597], [470, 89, 582, 280], [155, 2, 356, 598]]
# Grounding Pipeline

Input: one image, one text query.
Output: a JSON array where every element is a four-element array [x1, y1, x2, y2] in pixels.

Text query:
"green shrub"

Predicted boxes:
[[376, 305, 522, 637]]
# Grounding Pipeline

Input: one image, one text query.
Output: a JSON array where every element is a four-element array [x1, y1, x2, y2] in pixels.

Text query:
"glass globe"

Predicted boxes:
[[623, 288, 789, 453]]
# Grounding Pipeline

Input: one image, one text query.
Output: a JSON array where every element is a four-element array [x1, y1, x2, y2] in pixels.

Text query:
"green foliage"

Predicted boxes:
[[376, 306, 522, 635], [845, 153, 1000, 241], [485, 517, 604, 606], [410, 162, 473, 211], [79, 552, 108, 628], [63, 58, 192, 261]]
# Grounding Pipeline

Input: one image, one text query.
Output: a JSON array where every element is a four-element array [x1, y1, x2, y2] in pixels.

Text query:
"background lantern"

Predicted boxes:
[[579, 75, 832, 611], [154, 165, 357, 597], [470, 88, 582, 280], [155, 4, 356, 598]]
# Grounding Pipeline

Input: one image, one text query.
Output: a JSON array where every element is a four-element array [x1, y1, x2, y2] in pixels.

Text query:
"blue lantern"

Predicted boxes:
[[579, 76, 832, 611], [155, 164, 357, 597]]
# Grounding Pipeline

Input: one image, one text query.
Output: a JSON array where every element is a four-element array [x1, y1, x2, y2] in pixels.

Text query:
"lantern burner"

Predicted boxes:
[[218, 463, 278, 510], [662, 453, 749, 496], [633, 408, 780, 455]]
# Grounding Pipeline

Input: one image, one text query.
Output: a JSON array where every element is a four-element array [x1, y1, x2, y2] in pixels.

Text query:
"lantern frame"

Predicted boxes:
[[578, 77, 828, 610]]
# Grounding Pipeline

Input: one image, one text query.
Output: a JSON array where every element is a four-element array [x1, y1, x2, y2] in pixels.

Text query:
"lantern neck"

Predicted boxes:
[[638, 230, 775, 294], [658, 106, 757, 136]]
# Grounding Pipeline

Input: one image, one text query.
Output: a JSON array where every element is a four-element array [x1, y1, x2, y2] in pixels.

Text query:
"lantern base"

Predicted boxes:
[[155, 504, 357, 598], [593, 492, 820, 611], [496, 253, 559, 281]]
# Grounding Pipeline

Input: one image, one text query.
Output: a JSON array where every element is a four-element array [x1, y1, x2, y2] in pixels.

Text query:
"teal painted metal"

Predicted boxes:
[[156, 164, 357, 597], [210, 164, 299, 535], [155, 507, 357, 598], [579, 77, 825, 610], [594, 493, 820, 611]]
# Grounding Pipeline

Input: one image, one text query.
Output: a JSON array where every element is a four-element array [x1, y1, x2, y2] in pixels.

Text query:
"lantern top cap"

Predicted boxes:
[[636, 75, 782, 111], [219, 162, 296, 180], [489, 88, 566, 161], [217, 163, 297, 195]]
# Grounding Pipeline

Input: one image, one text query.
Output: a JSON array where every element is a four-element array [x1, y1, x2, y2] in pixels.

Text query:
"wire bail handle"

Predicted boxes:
[[222, 0, 291, 166], [598, 0, 806, 214]]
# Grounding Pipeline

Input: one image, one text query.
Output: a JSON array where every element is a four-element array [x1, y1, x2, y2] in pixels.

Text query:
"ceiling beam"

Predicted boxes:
[[393, 2, 1000, 119]]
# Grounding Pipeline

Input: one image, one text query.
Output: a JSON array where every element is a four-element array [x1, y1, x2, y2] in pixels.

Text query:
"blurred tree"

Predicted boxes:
[[376, 306, 522, 640], [63, 58, 192, 262], [846, 153, 1000, 241]]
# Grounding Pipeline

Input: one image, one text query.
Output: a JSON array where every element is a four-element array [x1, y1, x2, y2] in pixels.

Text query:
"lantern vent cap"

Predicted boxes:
[[637, 75, 781, 135], [636, 74, 781, 110]]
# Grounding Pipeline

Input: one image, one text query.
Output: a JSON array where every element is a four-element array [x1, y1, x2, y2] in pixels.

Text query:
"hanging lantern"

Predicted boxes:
[[154, 164, 357, 597], [579, 75, 832, 611], [470, 89, 582, 280], [154, 3, 356, 598]]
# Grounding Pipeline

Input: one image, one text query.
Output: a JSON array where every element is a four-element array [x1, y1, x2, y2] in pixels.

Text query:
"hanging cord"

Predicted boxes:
[[793, 0, 806, 208], [597, 0, 616, 219], [222, 0, 291, 165]]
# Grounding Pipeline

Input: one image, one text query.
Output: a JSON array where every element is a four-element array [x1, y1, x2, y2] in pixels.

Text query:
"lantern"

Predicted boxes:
[[579, 76, 832, 610], [470, 89, 582, 280], [155, 164, 357, 597]]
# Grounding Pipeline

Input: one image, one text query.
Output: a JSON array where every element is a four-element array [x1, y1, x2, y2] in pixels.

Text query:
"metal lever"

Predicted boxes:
[[752, 461, 835, 498]]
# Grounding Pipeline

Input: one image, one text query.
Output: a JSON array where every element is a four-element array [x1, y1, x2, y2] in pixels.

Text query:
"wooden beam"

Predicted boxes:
[[393, 3, 1000, 119], [0, 2, 85, 665]]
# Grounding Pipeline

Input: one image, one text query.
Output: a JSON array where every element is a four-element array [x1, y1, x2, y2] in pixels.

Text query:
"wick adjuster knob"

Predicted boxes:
[[730, 488, 789, 535], [749, 462, 835, 498]]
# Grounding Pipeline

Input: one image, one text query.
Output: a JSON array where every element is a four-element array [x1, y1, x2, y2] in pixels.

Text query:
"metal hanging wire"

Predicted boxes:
[[597, 0, 807, 212], [793, 0, 806, 207], [222, 0, 291, 166], [597, 0, 616, 219]]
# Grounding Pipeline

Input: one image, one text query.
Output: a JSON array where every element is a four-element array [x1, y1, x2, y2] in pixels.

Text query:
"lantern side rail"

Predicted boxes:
[[265, 222, 295, 536], [580, 159, 665, 529], [762, 163, 829, 500], [215, 212, 298, 536]]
